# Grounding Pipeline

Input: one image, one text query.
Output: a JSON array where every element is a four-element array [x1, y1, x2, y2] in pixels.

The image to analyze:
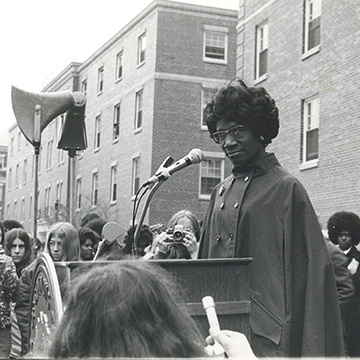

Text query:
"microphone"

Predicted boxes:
[[144, 149, 203, 186]]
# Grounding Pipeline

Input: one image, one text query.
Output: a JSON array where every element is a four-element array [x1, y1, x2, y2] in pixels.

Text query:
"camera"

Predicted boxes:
[[166, 224, 185, 242]]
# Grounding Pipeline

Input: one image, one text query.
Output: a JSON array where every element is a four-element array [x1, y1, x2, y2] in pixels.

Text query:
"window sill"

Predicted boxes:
[[203, 58, 227, 65], [110, 200, 117, 206], [254, 74, 267, 85], [299, 159, 319, 170], [134, 127, 142, 134], [302, 45, 321, 60], [97, 91, 103, 96], [113, 138, 119, 144], [201, 125, 208, 131], [91, 205, 97, 210], [94, 147, 100, 153], [75, 208, 81, 213], [137, 61, 145, 69], [115, 77, 123, 84]]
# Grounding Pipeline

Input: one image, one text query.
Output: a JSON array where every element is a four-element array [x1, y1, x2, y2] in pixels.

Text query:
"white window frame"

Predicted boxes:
[[81, 79, 87, 96], [201, 88, 217, 130], [92, 170, 99, 206], [97, 66, 104, 94], [110, 162, 117, 203], [0, 184, 4, 201], [56, 180, 63, 206], [46, 139, 53, 170], [21, 197, 25, 223], [300, 96, 319, 170], [255, 22, 268, 82], [23, 158, 27, 184], [203, 25, 228, 64], [116, 51, 123, 81], [132, 155, 140, 197], [15, 163, 20, 188], [113, 103, 120, 141], [134, 89, 143, 131], [138, 32, 146, 65], [13, 200, 17, 220], [199, 152, 225, 200], [17, 132, 21, 152], [303, 0, 321, 58], [0, 154, 6, 169], [76, 177, 82, 210], [8, 167, 12, 190], [94, 115, 101, 150], [44, 185, 51, 217]]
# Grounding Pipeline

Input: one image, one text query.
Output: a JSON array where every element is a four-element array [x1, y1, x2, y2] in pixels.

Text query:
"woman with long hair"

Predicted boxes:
[[5, 228, 32, 277], [49, 260, 206, 358]]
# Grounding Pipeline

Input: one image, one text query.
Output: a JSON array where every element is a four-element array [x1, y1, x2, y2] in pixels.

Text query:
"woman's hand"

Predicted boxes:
[[154, 232, 171, 254], [206, 329, 256, 359], [182, 230, 198, 259]]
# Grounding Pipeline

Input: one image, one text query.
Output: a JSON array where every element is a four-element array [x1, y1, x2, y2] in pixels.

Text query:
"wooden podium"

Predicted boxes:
[[29, 255, 252, 355]]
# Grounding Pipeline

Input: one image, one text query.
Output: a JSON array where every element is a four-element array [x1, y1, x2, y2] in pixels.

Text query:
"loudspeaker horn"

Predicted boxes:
[[58, 104, 87, 151], [11, 86, 86, 146]]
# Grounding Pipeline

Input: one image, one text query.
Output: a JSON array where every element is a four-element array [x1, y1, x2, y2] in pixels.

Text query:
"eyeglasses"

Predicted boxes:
[[210, 125, 245, 144]]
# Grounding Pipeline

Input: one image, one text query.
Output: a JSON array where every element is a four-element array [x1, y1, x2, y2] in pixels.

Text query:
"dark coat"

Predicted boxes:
[[198, 153, 344, 357]]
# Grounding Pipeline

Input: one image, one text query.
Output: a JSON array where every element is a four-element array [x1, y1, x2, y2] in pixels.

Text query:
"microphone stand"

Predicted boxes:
[[132, 181, 163, 257]]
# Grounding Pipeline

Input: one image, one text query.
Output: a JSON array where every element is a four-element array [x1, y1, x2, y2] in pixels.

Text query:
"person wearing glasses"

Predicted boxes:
[[198, 79, 344, 357], [327, 211, 360, 357]]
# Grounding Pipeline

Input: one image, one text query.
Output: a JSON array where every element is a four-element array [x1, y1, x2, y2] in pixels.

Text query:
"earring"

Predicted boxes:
[[259, 135, 265, 141]]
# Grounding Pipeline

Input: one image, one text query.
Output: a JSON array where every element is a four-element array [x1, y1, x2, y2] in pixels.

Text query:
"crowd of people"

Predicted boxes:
[[0, 79, 359, 358]]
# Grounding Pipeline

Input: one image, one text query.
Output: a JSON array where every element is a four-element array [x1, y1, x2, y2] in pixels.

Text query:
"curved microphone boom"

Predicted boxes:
[[143, 148, 203, 186]]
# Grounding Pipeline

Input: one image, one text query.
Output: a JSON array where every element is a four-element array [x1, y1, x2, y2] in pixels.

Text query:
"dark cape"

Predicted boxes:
[[198, 153, 345, 357]]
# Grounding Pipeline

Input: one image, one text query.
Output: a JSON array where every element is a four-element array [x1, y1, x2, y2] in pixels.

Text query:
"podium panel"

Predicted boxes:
[[28, 256, 252, 355]]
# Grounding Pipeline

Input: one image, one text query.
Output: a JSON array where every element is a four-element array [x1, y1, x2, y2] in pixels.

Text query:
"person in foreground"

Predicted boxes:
[[198, 79, 344, 357], [48, 260, 254, 358]]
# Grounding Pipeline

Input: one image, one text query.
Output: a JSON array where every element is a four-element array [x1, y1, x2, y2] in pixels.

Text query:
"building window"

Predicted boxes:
[[15, 163, 20, 187], [8, 168, 12, 190], [76, 177, 81, 210], [199, 154, 225, 198], [201, 88, 216, 128], [302, 97, 319, 164], [110, 164, 117, 202], [94, 115, 101, 149], [0, 184, 4, 201], [304, 0, 321, 53], [81, 79, 87, 96], [203, 26, 228, 63], [17, 132, 21, 151], [21, 198, 25, 222], [116, 51, 123, 80], [138, 32, 146, 65], [10, 138, 14, 156], [57, 115, 65, 164], [132, 157, 140, 195], [0, 154, 6, 169], [113, 103, 120, 141], [46, 139, 53, 170], [29, 195, 32, 222], [97, 66, 104, 93], [23, 159, 27, 184], [56, 181, 63, 206], [255, 23, 268, 80], [38, 146, 42, 174], [13, 200, 17, 220], [44, 186, 51, 217], [134, 90, 143, 130], [92, 172, 98, 206]]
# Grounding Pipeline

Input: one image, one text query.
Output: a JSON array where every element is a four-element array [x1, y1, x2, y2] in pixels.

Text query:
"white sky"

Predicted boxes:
[[0, 0, 238, 140]]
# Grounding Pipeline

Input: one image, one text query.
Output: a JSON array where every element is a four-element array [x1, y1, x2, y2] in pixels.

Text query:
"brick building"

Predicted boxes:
[[236, 0, 360, 227], [6, 0, 237, 233]]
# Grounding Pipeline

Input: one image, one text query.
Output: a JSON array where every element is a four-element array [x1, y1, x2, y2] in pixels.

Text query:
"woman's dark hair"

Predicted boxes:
[[168, 210, 201, 242], [5, 228, 32, 276], [205, 79, 279, 147], [3, 219, 24, 232], [327, 211, 360, 246], [123, 224, 153, 256], [80, 213, 100, 228], [77, 227, 99, 247], [49, 261, 205, 358], [86, 218, 107, 238]]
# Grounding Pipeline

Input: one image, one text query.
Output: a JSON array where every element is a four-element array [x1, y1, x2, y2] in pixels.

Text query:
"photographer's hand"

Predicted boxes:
[[183, 230, 198, 259], [154, 232, 171, 255]]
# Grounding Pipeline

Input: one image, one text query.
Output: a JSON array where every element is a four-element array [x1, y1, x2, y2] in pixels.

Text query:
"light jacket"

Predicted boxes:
[[198, 153, 344, 357]]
